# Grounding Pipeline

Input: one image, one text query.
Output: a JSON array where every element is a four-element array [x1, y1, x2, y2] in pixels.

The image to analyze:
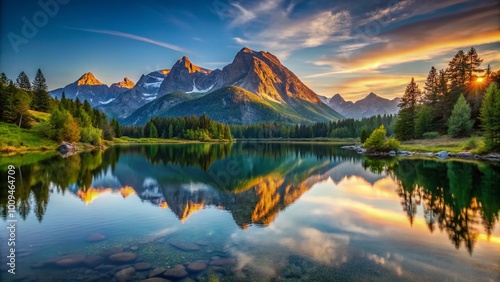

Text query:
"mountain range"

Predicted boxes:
[[50, 48, 400, 124], [50, 73, 135, 106], [319, 93, 400, 119]]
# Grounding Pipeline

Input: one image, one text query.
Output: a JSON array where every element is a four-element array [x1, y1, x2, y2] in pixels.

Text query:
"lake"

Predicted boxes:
[[1, 143, 499, 282]]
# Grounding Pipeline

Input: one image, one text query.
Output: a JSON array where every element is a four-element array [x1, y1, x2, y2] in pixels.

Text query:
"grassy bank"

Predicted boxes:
[[399, 136, 485, 153], [0, 122, 58, 154]]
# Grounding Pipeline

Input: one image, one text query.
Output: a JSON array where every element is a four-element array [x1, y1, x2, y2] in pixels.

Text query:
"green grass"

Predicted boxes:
[[399, 136, 480, 153], [0, 122, 58, 153], [29, 110, 51, 123]]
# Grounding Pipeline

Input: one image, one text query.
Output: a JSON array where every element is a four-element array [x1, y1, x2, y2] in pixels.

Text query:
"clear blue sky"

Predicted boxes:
[[1, 0, 499, 101]]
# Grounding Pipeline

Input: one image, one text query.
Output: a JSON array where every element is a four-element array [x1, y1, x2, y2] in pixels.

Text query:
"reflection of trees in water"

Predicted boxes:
[[389, 158, 500, 255], [0, 149, 117, 222], [0, 143, 359, 222]]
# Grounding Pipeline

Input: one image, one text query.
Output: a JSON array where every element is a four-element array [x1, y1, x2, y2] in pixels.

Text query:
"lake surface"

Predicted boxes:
[[1, 143, 499, 282]]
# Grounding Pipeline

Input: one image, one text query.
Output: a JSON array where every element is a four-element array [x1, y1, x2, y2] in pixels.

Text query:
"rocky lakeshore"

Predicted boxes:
[[340, 145, 500, 161]]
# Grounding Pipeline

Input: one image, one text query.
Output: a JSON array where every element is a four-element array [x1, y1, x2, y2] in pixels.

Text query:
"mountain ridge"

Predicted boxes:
[[323, 92, 400, 119]]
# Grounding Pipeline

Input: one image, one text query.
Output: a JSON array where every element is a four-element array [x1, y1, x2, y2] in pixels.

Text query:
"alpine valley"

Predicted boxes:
[[49, 48, 399, 125]]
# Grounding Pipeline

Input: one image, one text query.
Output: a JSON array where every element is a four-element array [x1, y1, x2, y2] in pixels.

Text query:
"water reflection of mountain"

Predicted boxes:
[[91, 145, 353, 228], [1, 144, 499, 254]]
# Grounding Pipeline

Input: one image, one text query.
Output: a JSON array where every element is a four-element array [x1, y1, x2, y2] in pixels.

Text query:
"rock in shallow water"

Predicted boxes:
[[114, 266, 135, 282], [134, 262, 153, 271], [187, 262, 207, 272], [108, 252, 138, 263], [163, 268, 188, 279], [148, 267, 167, 278], [170, 241, 201, 251], [55, 254, 86, 267], [100, 247, 124, 257]]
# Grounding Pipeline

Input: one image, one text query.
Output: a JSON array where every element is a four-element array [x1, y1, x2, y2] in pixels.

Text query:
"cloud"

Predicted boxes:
[[308, 4, 500, 76], [66, 27, 187, 53], [220, 1, 352, 58]]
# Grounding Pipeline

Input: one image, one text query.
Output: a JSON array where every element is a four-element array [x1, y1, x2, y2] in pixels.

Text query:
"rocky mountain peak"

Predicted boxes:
[[172, 56, 208, 74], [77, 72, 103, 86], [365, 92, 379, 99], [114, 77, 135, 89]]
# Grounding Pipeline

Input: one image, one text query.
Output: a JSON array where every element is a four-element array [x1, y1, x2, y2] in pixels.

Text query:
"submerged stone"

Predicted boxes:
[[115, 266, 135, 282], [100, 247, 124, 257], [148, 267, 167, 278], [170, 241, 201, 251], [187, 262, 207, 272], [55, 254, 86, 267], [108, 252, 138, 263], [163, 267, 188, 279], [135, 262, 153, 271]]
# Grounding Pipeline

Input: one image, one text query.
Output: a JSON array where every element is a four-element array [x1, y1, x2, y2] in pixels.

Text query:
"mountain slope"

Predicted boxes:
[[99, 70, 170, 118], [325, 92, 400, 119], [126, 86, 341, 125]]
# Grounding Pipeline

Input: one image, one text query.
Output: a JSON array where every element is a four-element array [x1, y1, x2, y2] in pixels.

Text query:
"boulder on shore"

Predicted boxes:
[[436, 151, 448, 159], [58, 141, 79, 157]]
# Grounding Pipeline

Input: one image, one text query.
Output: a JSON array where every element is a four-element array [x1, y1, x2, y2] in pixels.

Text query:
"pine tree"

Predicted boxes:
[[168, 124, 174, 138], [32, 69, 47, 91], [480, 83, 500, 152], [150, 123, 158, 138], [414, 105, 433, 138], [465, 47, 483, 85], [423, 66, 439, 107], [395, 77, 421, 140], [0, 73, 8, 86], [448, 50, 467, 89], [16, 71, 31, 91], [448, 94, 474, 137], [360, 127, 368, 143], [32, 69, 51, 111]]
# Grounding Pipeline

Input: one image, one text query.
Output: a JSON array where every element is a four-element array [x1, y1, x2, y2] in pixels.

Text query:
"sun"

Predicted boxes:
[[477, 77, 484, 83]]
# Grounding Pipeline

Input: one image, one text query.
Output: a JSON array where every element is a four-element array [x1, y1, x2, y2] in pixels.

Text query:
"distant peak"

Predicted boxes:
[[113, 77, 135, 88], [77, 72, 103, 86], [366, 92, 378, 98], [172, 56, 209, 74], [330, 93, 346, 103], [241, 47, 254, 52]]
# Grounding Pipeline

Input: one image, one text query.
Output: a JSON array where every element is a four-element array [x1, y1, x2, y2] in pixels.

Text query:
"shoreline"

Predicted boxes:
[[340, 145, 500, 162]]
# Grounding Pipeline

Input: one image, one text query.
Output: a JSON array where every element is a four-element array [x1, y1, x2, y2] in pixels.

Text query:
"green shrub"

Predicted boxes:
[[422, 131, 440, 139], [364, 126, 386, 151], [462, 136, 479, 150], [364, 125, 399, 152], [80, 127, 102, 145], [384, 138, 400, 151]]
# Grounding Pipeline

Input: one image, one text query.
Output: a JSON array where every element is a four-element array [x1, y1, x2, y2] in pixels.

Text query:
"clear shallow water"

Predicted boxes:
[[0, 143, 499, 282]]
